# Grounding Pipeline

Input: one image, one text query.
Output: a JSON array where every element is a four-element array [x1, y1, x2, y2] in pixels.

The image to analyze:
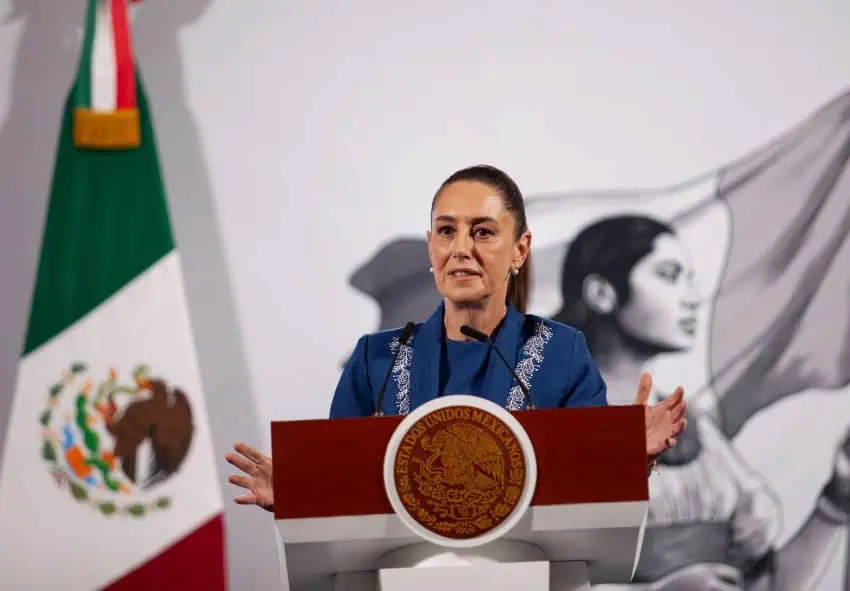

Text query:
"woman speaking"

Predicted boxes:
[[226, 164, 688, 512]]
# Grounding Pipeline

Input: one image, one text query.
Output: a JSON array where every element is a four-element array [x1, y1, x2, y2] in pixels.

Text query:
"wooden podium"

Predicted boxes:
[[271, 396, 649, 591]]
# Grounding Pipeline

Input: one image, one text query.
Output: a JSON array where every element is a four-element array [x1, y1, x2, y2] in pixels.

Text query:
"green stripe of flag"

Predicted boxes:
[[23, 70, 175, 355], [74, 0, 98, 110]]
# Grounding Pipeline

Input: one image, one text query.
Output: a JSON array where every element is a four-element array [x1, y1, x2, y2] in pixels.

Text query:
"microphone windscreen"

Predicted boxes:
[[460, 324, 489, 342], [400, 321, 416, 344]]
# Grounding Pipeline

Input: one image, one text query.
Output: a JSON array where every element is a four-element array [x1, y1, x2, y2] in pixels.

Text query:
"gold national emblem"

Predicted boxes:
[[393, 405, 526, 539]]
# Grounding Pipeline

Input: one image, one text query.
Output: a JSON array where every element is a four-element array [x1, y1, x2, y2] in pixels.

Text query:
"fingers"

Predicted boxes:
[[662, 386, 685, 408], [661, 387, 687, 425], [663, 419, 686, 446], [233, 493, 259, 505], [228, 442, 272, 509], [633, 372, 653, 405], [669, 400, 687, 423], [234, 442, 268, 464], [225, 452, 255, 474], [670, 418, 688, 437], [228, 474, 253, 489]]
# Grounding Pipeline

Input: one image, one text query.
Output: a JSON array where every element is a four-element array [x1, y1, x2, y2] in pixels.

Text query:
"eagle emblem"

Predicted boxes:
[[421, 423, 505, 495], [39, 362, 194, 517], [393, 405, 527, 539]]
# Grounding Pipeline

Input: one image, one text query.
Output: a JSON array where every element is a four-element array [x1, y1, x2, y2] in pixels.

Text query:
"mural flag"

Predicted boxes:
[[703, 92, 850, 437]]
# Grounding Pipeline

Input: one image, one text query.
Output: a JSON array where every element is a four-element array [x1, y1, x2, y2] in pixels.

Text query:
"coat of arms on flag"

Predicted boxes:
[[39, 361, 194, 517]]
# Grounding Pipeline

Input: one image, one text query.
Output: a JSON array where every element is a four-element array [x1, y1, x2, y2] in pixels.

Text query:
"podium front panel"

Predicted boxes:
[[272, 405, 648, 520]]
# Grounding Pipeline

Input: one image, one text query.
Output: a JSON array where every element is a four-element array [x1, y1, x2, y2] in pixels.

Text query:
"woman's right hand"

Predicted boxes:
[[647, 563, 743, 591], [225, 442, 275, 512]]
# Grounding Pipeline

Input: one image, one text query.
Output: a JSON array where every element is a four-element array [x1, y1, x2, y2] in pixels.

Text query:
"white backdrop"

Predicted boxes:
[[2, 1, 850, 589], [182, 0, 850, 428]]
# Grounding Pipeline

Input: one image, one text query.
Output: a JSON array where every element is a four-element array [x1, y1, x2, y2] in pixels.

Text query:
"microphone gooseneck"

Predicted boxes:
[[460, 324, 536, 410], [374, 321, 416, 416]]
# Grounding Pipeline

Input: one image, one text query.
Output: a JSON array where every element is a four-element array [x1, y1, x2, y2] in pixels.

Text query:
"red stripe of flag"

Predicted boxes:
[[103, 514, 227, 591], [111, 0, 136, 109]]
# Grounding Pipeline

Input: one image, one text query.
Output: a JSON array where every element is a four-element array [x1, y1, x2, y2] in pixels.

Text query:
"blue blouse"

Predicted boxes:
[[329, 302, 609, 418], [440, 338, 491, 397]]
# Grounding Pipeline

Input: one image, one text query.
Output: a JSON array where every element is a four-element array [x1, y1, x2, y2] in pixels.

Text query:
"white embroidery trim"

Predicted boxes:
[[388, 321, 554, 415], [389, 336, 413, 415], [506, 322, 554, 410]]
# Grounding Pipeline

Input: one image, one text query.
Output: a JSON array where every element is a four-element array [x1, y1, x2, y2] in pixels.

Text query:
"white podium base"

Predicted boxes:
[[331, 540, 590, 591], [278, 497, 648, 589], [334, 562, 550, 591]]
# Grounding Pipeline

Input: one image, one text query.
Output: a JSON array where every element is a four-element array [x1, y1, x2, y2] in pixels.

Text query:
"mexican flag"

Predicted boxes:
[[0, 0, 226, 589]]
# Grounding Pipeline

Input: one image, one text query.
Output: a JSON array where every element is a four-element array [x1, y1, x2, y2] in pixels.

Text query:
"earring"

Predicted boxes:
[[511, 266, 520, 276], [429, 267, 434, 274]]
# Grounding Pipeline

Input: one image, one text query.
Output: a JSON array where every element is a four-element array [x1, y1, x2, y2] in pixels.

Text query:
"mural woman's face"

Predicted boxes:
[[617, 233, 700, 351]]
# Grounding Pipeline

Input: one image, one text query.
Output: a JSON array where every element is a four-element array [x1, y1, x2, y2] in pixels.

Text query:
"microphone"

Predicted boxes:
[[374, 321, 416, 416], [460, 324, 536, 410]]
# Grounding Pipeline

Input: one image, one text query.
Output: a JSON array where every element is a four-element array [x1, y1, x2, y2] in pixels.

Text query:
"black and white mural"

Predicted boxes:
[[349, 90, 850, 591]]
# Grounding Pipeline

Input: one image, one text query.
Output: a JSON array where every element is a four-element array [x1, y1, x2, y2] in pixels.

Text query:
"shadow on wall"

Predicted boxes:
[[0, 0, 85, 472], [0, 1, 282, 589], [348, 237, 442, 330]]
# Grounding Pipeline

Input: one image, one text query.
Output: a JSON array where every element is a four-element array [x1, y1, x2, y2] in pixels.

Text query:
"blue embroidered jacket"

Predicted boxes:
[[328, 302, 609, 418]]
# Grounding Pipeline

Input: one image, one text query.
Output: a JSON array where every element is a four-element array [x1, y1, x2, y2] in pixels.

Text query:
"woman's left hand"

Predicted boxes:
[[633, 372, 688, 460]]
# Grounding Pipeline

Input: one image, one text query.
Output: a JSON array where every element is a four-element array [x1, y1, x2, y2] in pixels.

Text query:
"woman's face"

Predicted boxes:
[[427, 181, 529, 308], [617, 233, 701, 351]]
